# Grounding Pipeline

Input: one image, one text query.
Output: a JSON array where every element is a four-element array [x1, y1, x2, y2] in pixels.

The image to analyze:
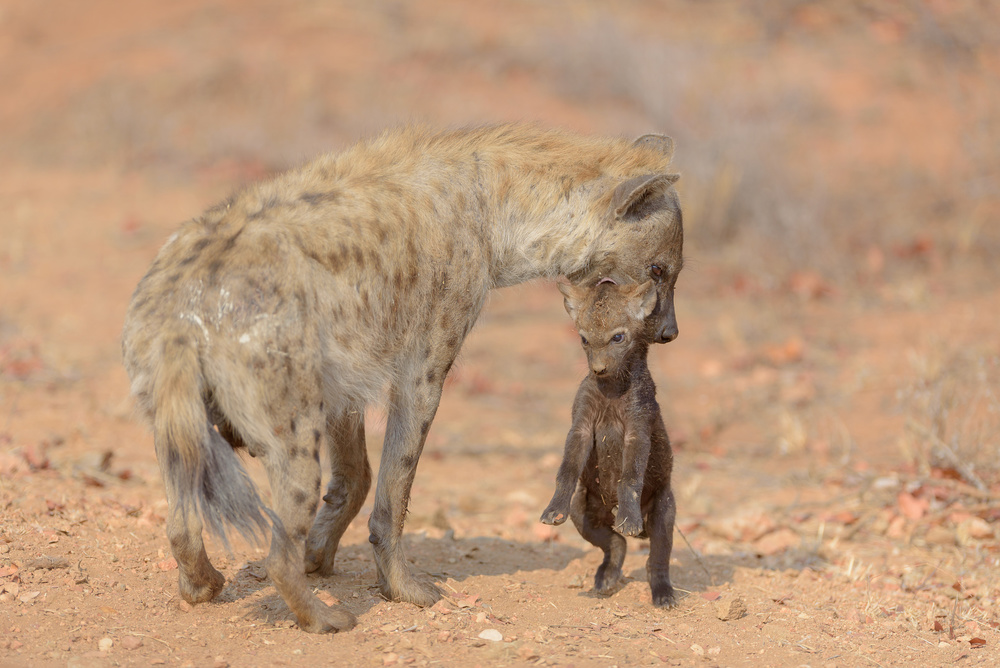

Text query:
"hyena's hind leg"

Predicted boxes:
[[156, 430, 226, 604], [305, 407, 372, 576], [262, 406, 356, 633], [570, 486, 628, 595]]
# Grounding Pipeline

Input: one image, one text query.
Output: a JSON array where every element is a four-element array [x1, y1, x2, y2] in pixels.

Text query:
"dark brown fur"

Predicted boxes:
[[541, 280, 677, 607]]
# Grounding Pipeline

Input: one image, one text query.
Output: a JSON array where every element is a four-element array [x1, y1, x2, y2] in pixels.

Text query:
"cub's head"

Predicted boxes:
[[559, 279, 657, 378]]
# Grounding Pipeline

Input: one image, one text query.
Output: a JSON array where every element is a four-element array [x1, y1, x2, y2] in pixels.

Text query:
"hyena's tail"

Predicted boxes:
[[152, 332, 272, 550]]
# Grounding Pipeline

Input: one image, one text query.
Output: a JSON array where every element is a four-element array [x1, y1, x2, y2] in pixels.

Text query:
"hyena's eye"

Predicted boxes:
[[611, 333, 625, 344], [580, 335, 589, 346], [650, 265, 663, 279]]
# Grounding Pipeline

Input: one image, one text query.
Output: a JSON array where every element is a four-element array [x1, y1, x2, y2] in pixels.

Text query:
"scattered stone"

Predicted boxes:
[[517, 645, 539, 660], [567, 574, 586, 589], [715, 594, 748, 621], [98, 637, 114, 652], [25, 556, 69, 571], [156, 558, 178, 572], [122, 636, 143, 650], [478, 629, 503, 642], [690, 643, 705, 656], [177, 600, 193, 613], [213, 658, 230, 668], [383, 652, 399, 665]]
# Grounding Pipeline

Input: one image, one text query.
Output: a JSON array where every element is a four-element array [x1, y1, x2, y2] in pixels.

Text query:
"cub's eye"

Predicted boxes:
[[580, 335, 589, 346], [650, 264, 663, 279], [611, 333, 625, 344]]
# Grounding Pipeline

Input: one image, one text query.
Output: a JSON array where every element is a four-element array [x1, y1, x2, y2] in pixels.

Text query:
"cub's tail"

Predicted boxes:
[[151, 332, 271, 549]]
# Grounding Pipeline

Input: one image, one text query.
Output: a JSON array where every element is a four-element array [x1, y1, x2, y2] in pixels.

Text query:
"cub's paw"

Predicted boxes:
[[651, 582, 677, 608], [614, 508, 644, 537], [540, 502, 570, 526]]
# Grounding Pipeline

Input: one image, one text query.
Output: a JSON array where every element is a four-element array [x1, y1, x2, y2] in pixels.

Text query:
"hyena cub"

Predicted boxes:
[[541, 279, 677, 607]]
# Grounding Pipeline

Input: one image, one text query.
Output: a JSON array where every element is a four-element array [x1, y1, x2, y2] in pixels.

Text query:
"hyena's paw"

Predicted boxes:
[[540, 500, 571, 525], [178, 565, 226, 604], [296, 602, 357, 634], [379, 571, 443, 607], [304, 535, 339, 576], [613, 504, 644, 537]]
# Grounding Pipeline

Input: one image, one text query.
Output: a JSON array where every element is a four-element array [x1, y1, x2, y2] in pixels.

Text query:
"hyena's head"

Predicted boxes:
[[580, 134, 683, 345], [559, 280, 657, 378]]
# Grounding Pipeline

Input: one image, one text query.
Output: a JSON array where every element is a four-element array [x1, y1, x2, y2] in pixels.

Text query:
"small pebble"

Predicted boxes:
[[478, 629, 503, 642], [98, 637, 114, 652], [122, 636, 143, 650]]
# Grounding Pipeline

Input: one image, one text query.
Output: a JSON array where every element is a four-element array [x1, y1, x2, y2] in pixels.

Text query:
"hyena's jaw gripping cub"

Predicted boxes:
[[540, 280, 678, 607], [123, 124, 683, 627]]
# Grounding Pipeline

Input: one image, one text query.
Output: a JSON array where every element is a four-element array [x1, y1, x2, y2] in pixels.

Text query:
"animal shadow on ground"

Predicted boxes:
[[212, 534, 586, 625], [624, 543, 828, 604]]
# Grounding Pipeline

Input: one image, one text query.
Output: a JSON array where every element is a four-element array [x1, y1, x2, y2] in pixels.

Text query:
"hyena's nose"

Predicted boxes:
[[656, 324, 679, 344], [592, 364, 608, 376]]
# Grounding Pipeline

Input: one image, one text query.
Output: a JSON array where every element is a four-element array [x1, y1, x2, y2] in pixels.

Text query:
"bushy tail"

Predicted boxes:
[[152, 332, 271, 550]]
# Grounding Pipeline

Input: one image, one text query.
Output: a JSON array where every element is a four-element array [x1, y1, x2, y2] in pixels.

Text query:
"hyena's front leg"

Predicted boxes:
[[263, 407, 356, 633], [369, 377, 444, 607], [305, 408, 371, 576]]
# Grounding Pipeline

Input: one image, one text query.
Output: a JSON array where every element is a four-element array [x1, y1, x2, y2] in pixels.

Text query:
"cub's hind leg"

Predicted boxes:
[[570, 485, 627, 595]]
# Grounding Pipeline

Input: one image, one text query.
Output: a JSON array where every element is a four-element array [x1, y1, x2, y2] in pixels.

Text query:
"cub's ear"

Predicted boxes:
[[633, 134, 675, 162], [557, 282, 585, 321], [628, 280, 658, 321], [611, 173, 679, 220]]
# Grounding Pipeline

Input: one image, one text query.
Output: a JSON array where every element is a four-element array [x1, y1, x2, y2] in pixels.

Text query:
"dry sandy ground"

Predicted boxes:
[[3, 1, 1000, 666]]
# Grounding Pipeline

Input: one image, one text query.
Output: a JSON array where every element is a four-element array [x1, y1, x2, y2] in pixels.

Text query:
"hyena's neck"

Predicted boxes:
[[479, 176, 610, 289]]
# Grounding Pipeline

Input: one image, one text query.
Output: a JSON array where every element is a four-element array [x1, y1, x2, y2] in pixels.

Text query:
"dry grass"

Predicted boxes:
[[900, 348, 1000, 486]]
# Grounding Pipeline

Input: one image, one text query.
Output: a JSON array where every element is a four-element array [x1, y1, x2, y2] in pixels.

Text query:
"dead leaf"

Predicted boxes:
[[18, 590, 40, 603], [970, 637, 986, 648], [754, 528, 801, 555], [455, 593, 479, 609], [897, 492, 928, 520], [315, 590, 339, 606]]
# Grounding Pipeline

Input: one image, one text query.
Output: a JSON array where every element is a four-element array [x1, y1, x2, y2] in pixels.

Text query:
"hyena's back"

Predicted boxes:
[[124, 168, 490, 427]]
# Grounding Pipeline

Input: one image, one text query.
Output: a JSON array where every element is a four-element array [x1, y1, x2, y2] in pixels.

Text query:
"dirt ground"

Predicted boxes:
[[3, 1, 1000, 666]]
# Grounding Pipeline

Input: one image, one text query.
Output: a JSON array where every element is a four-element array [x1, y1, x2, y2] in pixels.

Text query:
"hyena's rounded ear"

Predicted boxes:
[[611, 173, 678, 221], [557, 282, 584, 320], [629, 279, 658, 321], [633, 134, 675, 162]]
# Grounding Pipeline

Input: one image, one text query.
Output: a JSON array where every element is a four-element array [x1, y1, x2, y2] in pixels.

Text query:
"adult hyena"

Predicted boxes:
[[122, 123, 683, 633]]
